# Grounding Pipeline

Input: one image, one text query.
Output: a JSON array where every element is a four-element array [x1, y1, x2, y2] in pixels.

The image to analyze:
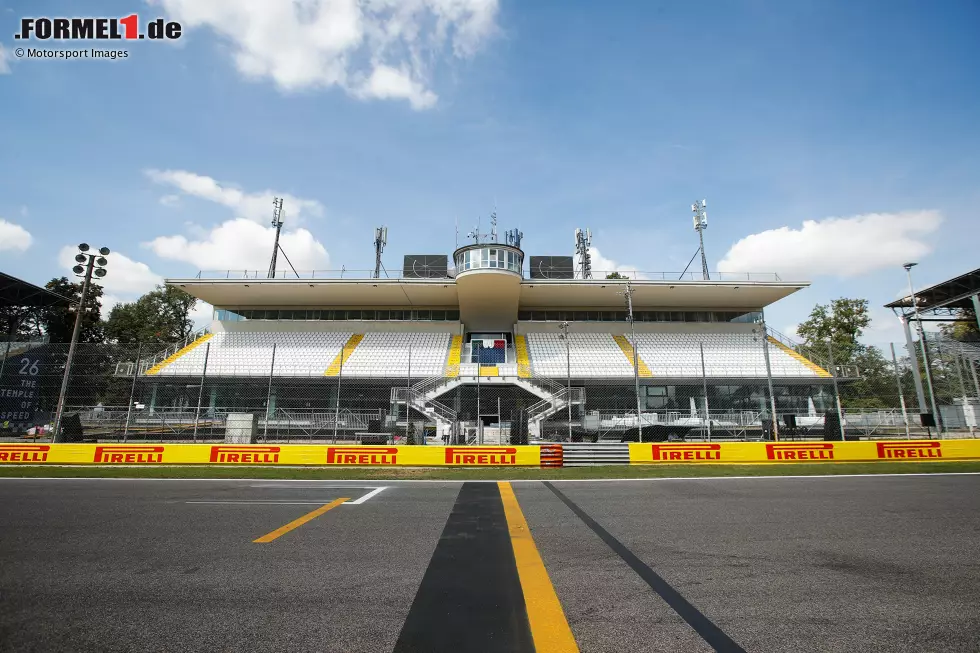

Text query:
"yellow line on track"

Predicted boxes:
[[498, 481, 579, 652], [253, 498, 349, 543]]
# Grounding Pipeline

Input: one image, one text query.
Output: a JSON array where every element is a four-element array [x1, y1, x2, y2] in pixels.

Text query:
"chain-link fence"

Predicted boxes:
[[2, 327, 977, 444]]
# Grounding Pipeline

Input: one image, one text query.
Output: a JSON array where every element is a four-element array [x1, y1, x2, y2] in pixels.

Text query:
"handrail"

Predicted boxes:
[[186, 269, 791, 282], [411, 375, 450, 395], [527, 387, 585, 422], [391, 387, 458, 423]]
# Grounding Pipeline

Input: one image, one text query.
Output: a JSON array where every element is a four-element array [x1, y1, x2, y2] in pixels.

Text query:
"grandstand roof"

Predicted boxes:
[[0, 272, 73, 309], [885, 266, 980, 316], [167, 276, 806, 311]]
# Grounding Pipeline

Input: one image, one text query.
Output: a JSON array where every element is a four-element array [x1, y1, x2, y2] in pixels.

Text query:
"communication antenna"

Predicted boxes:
[[505, 228, 523, 249], [574, 227, 593, 279], [467, 213, 497, 245], [467, 216, 481, 244], [692, 199, 709, 281], [373, 226, 388, 279], [267, 197, 285, 278]]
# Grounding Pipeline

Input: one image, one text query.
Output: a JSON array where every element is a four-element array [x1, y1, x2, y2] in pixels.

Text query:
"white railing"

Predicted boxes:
[[189, 269, 787, 283]]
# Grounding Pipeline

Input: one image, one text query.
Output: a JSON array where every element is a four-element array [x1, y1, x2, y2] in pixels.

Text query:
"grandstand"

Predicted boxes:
[[118, 238, 843, 442]]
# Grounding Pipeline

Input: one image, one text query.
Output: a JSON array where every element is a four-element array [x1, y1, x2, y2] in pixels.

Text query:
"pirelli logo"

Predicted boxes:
[[0, 444, 50, 463], [445, 447, 517, 465], [765, 442, 834, 461], [94, 445, 164, 464], [209, 446, 280, 464], [650, 443, 721, 462], [326, 447, 397, 465], [877, 441, 942, 460]]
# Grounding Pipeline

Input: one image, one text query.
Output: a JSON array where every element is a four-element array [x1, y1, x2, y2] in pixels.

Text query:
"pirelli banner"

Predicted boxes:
[[0, 444, 541, 467], [629, 440, 980, 464]]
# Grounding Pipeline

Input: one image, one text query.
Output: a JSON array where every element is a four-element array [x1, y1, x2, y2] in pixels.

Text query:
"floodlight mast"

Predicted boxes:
[[52, 244, 109, 441], [267, 197, 285, 279], [373, 226, 388, 279], [692, 199, 709, 280]]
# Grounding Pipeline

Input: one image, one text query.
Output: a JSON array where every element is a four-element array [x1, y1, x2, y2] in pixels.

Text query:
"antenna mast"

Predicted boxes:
[[692, 199, 709, 281], [575, 228, 592, 279], [467, 211, 499, 245], [267, 197, 285, 278], [373, 226, 388, 279]]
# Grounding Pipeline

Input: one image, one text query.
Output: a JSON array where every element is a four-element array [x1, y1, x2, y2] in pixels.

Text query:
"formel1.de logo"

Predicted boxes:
[[14, 15, 182, 41]]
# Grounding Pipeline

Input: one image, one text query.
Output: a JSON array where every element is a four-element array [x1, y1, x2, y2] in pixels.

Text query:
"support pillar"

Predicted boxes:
[[902, 316, 928, 415]]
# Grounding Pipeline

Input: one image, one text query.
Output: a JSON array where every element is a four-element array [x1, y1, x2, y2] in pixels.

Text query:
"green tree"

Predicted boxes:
[[939, 306, 979, 341], [0, 305, 45, 341], [840, 346, 894, 409], [605, 272, 627, 279], [41, 277, 105, 343], [104, 285, 198, 345], [796, 298, 871, 365]]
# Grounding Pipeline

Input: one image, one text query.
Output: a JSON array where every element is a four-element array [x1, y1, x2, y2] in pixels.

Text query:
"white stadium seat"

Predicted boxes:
[[632, 333, 819, 378], [525, 331, 823, 378], [526, 333, 634, 378], [152, 331, 452, 378], [340, 332, 451, 378]]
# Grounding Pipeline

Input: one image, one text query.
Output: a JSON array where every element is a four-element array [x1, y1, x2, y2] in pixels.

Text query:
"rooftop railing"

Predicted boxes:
[[184, 269, 787, 283]]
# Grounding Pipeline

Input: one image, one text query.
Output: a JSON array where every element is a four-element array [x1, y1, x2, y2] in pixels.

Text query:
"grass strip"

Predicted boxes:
[[1, 461, 979, 480]]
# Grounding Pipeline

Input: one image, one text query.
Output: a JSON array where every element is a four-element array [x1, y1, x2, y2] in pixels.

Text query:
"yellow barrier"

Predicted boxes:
[[2, 441, 977, 468], [0, 444, 542, 466], [628, 440, 980, 464]]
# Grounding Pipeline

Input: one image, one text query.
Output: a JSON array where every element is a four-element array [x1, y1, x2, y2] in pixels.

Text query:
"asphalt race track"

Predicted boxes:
[[1, 474, 978, 652]]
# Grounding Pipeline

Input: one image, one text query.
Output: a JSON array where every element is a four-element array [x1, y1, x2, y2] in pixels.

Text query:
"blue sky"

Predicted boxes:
[[1, 0, 978, 345]]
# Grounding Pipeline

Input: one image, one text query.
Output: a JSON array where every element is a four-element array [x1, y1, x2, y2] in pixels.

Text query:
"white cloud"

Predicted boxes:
[[145, 169, 324, 224], [159, 194, 181, 207], [718, 211, 944, 279], [57, 247, 163, 297], [585, 246, 644, 279], [0, 43, 11, 74], [860, 308, 910, 348], [352, 64, 437, 109], [143, 218, 329, 273], [150, 0, 498, 109], [189, 301, 214, 326], [0, 218, 33, 251]]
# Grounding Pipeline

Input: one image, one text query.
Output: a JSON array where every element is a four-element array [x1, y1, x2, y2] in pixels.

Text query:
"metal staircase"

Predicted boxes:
[[395, 371, 584, 438], [390, 386, 458, 435]]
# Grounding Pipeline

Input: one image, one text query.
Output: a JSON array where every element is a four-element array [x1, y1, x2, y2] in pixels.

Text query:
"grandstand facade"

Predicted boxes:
[[131, 239, 840, 442]]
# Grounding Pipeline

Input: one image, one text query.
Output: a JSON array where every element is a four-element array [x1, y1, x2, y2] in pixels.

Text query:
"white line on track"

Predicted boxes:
[[343, 486, 386, 504], [246, 483, 388, 504]]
